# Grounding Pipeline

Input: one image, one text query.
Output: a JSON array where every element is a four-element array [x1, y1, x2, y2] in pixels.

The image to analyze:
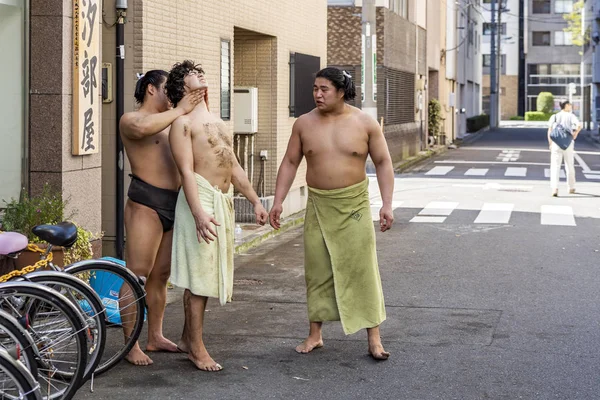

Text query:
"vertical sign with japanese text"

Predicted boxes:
[[72, 0, 99, 155]]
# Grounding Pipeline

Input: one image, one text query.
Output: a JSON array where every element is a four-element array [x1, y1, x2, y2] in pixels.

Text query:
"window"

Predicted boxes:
[[483, 23, 506, 35], [554, 31, 573, 46], [532, 31, 551, 46], [220, 39, 231, 121], [532, 0, 551, 13], [289, 52, 321, 117], [0, 0, 26, 201], [483, 55, 491, 67], [389, 0, 408, 18], [555, 0, 574, 13]]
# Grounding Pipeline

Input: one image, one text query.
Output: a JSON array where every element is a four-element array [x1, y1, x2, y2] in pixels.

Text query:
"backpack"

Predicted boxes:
[[549, 115, 573, 150]]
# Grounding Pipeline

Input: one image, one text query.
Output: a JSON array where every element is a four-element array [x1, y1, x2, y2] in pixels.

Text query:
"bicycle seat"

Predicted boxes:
[[0, 232, 28, 256], [32, 222, 77, 248]]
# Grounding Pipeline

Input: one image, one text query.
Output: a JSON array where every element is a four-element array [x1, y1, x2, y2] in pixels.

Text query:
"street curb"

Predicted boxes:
[[455, 126, 489, 147], [393, 146, 448, 173], [234, 212, 304, 254]]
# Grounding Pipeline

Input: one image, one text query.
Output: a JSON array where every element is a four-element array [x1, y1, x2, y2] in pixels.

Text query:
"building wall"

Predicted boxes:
[[483, 74, 518, 119], [101, 0, 327, 248], [29, 0, 103, 235], [328, 5, 424, 162]]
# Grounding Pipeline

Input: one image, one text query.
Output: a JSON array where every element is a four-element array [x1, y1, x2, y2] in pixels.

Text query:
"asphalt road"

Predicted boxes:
[[76, 126, 600, 400]]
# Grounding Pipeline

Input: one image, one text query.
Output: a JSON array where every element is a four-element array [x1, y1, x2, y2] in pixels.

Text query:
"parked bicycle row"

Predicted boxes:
[[0, 222, 147, 399]]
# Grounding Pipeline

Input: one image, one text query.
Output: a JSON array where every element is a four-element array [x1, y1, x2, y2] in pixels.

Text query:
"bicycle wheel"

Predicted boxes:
[[0, 309, 39, 377], [23, 271, 106, 381], [0, 347, 42, 400], [65, 260, 146, 375], [0, 282, 87, 400]]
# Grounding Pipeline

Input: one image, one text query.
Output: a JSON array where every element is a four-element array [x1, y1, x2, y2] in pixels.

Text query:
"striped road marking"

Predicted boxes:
[[465, 168, 489, 176], [425, 166, 454, 176], [544, 168, 566, 178], [505, 167, 527, 177], [541, 205, 576, 226], [474, 203, 514, 224]]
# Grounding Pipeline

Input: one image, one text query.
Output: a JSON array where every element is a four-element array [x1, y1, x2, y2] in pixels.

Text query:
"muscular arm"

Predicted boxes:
[[232, 162, 261, 206], [169, 118, 204, 217], [120, 109, 187, 140], [120, 90, 203, 140], [366, 117, 394, 208], [273, 119, 305, 206]]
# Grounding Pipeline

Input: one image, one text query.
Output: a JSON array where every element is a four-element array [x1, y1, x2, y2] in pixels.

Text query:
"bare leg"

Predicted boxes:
[[145, 230, 178, 353], [185, 291, 222, 371], [177, 290, 191, 353], [121, 200, 162, 366], [296, 322, 324, 354], [367, 326, 390, 361]]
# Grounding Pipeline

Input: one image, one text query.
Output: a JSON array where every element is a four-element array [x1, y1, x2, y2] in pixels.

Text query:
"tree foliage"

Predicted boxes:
[[563, 1, 591, 47]]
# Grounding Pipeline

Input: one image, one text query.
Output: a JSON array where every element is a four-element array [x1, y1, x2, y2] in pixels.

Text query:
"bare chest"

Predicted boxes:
[[302, 124, 369, 158]]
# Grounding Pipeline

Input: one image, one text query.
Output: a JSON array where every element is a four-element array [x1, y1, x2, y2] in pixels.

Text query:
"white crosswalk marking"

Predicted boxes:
[[418, 202, 459, 216], [505, 167, 527, 177], [465, 168, 489, 176], [410, 216, 447, 223], [541, 205, 576, 226], [474, 203, 514, 224], [425, 166, 454, 176], [584, 174, 600, 180], [544, 168, 565, 178]]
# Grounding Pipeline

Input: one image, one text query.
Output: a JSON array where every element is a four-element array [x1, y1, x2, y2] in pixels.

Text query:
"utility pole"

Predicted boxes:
[[490, 0, 498, 128], [496, 1, 502, 122], [361, 0, 377, 120], [580, 1, 585, 123], [517, 0, 525, 116]]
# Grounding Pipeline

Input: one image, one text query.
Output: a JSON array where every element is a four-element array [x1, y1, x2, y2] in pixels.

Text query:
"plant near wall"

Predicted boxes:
[[428, 99, 443, 137], [1, 184, 71, 240], [536, 92, 554, 114], [1, 184, 100, 265]]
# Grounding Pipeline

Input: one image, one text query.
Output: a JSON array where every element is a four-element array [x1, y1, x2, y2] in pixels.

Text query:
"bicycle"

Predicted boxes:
[[0, 222, 147, 376], [0, 347, 42, 400]]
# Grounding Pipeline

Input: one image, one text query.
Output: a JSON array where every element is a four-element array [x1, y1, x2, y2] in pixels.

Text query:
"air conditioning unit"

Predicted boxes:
[[234, 87, 258, 134]]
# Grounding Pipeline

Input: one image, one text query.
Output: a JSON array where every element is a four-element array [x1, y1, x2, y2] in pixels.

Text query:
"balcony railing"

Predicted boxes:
[[528, 74, 592, 86]]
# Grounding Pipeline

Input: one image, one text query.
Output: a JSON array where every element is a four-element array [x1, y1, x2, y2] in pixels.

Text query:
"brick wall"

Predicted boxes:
[[482, 74, 518, 120], [101, 0, 327, 243]]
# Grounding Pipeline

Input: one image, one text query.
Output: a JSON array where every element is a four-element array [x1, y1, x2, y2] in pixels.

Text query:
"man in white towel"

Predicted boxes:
[[166, 60, 268, 371]]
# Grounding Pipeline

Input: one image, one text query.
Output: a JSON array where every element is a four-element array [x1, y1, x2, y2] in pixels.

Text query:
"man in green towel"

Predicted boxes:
[[269, 67, 395, 360]]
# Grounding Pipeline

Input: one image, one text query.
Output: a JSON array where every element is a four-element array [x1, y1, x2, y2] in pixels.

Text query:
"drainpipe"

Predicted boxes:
[[116, 0, 127, 260]]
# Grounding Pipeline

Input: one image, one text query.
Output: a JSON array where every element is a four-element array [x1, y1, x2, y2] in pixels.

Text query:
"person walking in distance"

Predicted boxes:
[[547, 100, 581, 197]]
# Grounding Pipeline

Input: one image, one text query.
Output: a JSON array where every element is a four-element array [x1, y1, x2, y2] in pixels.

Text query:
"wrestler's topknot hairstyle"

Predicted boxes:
[[315, 67, 357, 101], [165, 60, 206, 107], [134, 70, 168, 104]]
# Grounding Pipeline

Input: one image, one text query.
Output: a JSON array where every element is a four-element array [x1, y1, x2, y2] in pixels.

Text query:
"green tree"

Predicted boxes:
[[536, 92, 554, 114], [563, 1, 590, 47]]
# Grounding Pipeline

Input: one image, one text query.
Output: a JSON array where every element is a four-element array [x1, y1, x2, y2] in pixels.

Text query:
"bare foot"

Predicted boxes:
[[125, 346, 154, 366], [188, 351, 222, 372], [176, 340, 189, 354], [295, 338, 324, 354], [368, 344, 390, 361], [146, 336, 179, 353]]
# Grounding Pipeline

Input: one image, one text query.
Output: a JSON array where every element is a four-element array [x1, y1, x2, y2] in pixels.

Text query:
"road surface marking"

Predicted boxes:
[[425, 166, 454, 176], [505, 167, 527, 177], [418, 202, 459, 216], [541, 205, 576, 226], [465, 168, 489, 176], [410, 216, 447, 223], [584, 174, 600, 180], [474, 203, 514, 224]]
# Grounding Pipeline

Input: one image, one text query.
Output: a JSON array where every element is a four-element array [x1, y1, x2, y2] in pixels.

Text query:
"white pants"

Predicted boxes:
[[550, 141, 576, 191]]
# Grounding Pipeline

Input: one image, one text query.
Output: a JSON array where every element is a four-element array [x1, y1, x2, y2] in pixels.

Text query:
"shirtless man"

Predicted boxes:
[[270, 67, 394, 360], [119, 70, 204, 366], [166, 60, 268, 371]]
